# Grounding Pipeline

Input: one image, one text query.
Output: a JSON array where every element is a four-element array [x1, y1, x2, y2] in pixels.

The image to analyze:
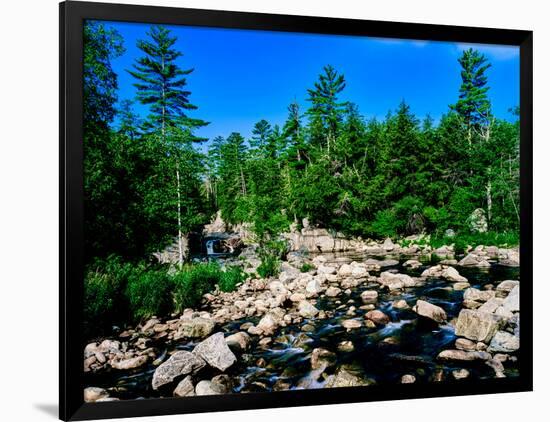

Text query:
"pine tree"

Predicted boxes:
[[451, 48, 492, 144], [117, 99, 141, 140], [250, 119, 273, 150], [306, 65, 348, 154], [129, 25, 208, 267]]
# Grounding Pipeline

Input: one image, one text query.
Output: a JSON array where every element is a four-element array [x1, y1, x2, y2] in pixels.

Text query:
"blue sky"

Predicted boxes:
[[104, 20, 519, 143]]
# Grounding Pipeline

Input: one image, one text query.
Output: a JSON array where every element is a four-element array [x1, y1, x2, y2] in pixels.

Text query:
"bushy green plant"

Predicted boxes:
[[172, 262, 221, 312], [300, 263, 315, 273], [218, 265, 246, 292], [370, 209, 398, 238], [126, 267, 173, 321], [83, 255, 133, 337]]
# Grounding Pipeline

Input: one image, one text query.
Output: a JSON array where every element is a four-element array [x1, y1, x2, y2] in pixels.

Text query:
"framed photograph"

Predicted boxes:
[[60, 1, 533, 420]]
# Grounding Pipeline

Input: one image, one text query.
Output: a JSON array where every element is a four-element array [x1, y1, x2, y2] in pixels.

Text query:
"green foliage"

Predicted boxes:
[[83, 256, 133, 336], [218, 266, 246, 292], [172, 262, 221, 312], [126, 266, 173, 322], [256, 240, 286, 278], [300, 263, 315, 273]]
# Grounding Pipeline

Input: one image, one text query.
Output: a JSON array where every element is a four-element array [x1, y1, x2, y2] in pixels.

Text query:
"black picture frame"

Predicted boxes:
[[60, 1, 533, 420]]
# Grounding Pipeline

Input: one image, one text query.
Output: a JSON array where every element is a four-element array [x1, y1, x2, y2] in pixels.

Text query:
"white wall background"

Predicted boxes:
[[0, 0, 547, 420]]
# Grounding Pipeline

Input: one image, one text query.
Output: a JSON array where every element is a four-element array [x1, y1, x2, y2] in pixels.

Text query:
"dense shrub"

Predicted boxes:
[[126, 267, 173, 321], [83, 255, 132, 337], [172, 262, 221, 312], [256, 240, 286, 278], [218, 265, 246, 292]]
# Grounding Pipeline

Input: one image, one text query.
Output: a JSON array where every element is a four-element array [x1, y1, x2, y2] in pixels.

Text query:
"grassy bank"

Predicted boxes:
[[84, 257, 245, 339]]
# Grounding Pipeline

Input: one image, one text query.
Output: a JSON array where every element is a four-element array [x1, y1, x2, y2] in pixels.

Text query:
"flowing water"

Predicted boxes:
[[84, 253, 520, 399]]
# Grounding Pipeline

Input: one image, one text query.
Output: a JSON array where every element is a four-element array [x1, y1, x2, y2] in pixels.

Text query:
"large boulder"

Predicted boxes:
[[325, 366, 370, 388], [174, 317, 215, 340], [488, 331, 520, 353], [379, 271, 415, 290], [463, 288, 496, 303], [501, 285, 519, 313], [225, 332, 251, 352], [298, 301, 319, 318], [152, 351, 205, 389], [193, 333, 237, 372], [442, 267, 468, 283], [412, 300, 447, 323], [455, 309, 501, 343]]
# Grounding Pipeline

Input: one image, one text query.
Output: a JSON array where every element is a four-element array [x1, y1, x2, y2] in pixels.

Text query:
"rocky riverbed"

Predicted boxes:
[[83, 242, 520, 402]]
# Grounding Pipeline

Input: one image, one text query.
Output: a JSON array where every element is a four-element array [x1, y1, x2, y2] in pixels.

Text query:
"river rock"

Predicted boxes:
[[379, 271, 415, 290], [290, 292, 306, 302], [195, 379, 227, 396], [111, 355, 148, 370], [501, 285, 519, 313], [269, 280, 289, 296], [194, 333, 237, 372], [360, 290, 378, 304], [455, 338, 476, 351], [326, 286, 342, 297], [173, 375, 195, 397], [225, 332, 251, 352], [453, 282, 471, 290], [392, 299, 409, 309], [442, 266, 468, 282], [499, 248, 520, 267], [298, 301, 319, 318], [152, 351, 205, 389], [455, 309, 500, 343], [496, 280, 520, 297], [337, 341, 355, 352], [175, 317, 215, 339], [365, 310, 390, 325], [84, 387, 109, 403], [306, 279, 323, 296], [257, 308, 286, 334], [311, 347, 337, 370], [437, 349, 491, 361], [338, 263, 353, 277], [477, 297, 504, 314], [403, 259, 422, 269], [383, 237, 395, 251], [401, 374, 416, 384], [452, 368, 470, 379], [341, 319, 363, 330], [458, 253, 491, 267], [488, 331, 520, 353], [412, 300, 447, 323], [318, 265, 337, 275], [325, 366, 370, 388], [486, 358, 506, 378], [463, 288, 495, 303]]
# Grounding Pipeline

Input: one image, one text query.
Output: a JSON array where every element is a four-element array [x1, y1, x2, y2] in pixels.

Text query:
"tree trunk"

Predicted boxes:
[[486, 167, 492, 227], [176, 160, 184, 269]]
